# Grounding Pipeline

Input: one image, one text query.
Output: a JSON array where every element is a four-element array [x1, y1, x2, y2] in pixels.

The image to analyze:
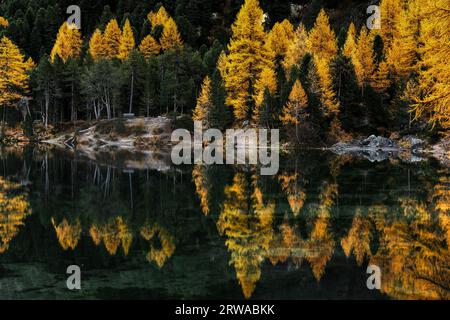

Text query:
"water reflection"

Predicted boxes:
[[0, 147, 448, 299]]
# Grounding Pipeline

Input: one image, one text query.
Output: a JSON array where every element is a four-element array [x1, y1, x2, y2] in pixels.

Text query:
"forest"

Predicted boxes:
[[0, 0, 449, 145]]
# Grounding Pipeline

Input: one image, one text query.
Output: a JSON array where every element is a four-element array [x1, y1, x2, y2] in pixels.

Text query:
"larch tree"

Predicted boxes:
[[282, 24, 308, 75], [193, 76, 213, 127], [50, 22, 82, 63], [0, 36, 31, 119], [372, 60, 392, 94], [386, 2, 420, 80], [342, 23, 357, 59], [307, 9, 340, 117], [160, 18, 183, 51], [266, 19, 295, 58], [354, 26, 376, 95], [118, 19, 135, 61], [0, 17, 8, 28], [411, 0, 450, 130], [89, 29, 107, 60], [139, 35, 161, 58], [148, 6, 171, 29], [378, 0, 402, 54], [103, 19, 122, 59], [279, 79, 308, 141], [253, 67, 277, 124], [220, 0, 275, 122], [307, 9, 339, 63]]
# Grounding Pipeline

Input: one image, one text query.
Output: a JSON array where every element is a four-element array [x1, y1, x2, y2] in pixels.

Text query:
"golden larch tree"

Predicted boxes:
[[354, 26, 376, 92], [266, 19, 295, 58], [139, 34, 161, 58], [103, 19, 122, 59], [307, 9, 338, 63], [372, 60, 392, 94], [386, 2, 420, 80], [378, 0, 402, 54], [193, 76, 213, 127], [148, 6, 171, 29], [0, 17, 8, 28], [412, 0, 450, 130], [283, 24, 308, 75], [0, 178, 31, 254], [50, 22, 82, 63], [307, 9, 340, 116], [280, 79, 308, 127], [253, 66, 277, 123], [220, 0, 275, 122], [118, 19, 135, 61], [0, 36, 31, 109], [342, 22, 357, 59], [89, 29, 107, 60], [160, 18, 183, 51]]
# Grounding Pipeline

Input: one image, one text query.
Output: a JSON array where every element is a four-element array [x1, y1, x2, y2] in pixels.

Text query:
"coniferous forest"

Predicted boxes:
[[0, 0, 449, 145]]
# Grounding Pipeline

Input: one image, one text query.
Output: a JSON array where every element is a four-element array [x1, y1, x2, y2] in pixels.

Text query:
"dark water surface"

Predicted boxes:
[[0, 147, 448, 300]]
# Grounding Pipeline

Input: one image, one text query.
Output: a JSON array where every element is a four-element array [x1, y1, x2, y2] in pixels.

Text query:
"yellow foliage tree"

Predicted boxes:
[[118, 19, 135, 61], [283, 24, 308, 74], [89, 216, 133, 256], [411, 0, 450, 130], [307, 10, 340, 116], [89, 29, 107, 60], [217, 173, 274, 298], [148, 6, 171, 29], [160, 18, 183, 51], [140, 221, 176, 268], [0, 36, 31, 109], [354, 26, 376, 93], [0, 178, 31, 254], [386, 2, 420, 80], [342, 23, 357, 59], [192, 165, 210, 215], [50, 22, 82, 63], [341, 211, 372, 266], [277, 172, 306, 216], [220, 0, 275, 122], [103, 19, 122, 59], [266, 19, 295, 58], [139, 34, 161, 58], [0, 17, 8, 28], [193, 76, 213, 127], [51, 217, 82, 250], [307, 9, 338, 63], [378, 0, 402, 54], [372, 60, 392, 94], [280, 79, 308, 126], [253, 66, 277, 123]]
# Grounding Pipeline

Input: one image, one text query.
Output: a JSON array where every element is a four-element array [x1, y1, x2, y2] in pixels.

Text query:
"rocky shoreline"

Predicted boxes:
[[330, 134, 449, 166]]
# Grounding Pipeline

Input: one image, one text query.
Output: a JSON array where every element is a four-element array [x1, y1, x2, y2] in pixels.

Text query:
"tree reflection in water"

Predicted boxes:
[[0, 147, 448, 299]]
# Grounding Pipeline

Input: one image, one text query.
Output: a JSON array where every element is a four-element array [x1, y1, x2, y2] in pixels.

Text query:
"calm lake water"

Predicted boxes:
[[0, 147, 448, 300]]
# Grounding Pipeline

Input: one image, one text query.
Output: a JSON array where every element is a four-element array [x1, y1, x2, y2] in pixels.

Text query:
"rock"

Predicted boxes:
[[398, 135, 424, 150], [330, 135, 399, 162], [362, 135, 397, 149]]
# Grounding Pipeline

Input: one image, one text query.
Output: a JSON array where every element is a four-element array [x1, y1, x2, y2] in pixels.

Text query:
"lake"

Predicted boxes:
[[0, 147, 448, 299]]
